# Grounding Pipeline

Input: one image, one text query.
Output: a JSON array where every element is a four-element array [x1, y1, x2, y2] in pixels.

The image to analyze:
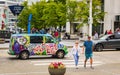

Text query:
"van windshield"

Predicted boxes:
[[45, 36, 54, 43]]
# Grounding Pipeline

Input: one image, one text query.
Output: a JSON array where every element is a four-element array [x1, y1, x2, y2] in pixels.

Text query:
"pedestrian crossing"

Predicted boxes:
[[30, 59, 104, 68]]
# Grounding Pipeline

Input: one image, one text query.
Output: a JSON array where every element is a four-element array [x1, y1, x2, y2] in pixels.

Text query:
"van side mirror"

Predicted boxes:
[[51, 39, 54, 43]]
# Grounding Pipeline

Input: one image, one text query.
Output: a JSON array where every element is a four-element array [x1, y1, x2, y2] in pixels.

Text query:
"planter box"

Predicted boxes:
[[48, 68, 66, 75]]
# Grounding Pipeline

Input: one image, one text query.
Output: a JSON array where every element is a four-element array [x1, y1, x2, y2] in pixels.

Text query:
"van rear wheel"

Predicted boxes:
[[56, 51, 65, 59], [20, 51, 29, 60]]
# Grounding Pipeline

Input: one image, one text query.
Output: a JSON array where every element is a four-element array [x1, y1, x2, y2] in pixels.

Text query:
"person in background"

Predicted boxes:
[[114, 28, 120, 38], [104, 30, 108, 35], [93, 31, 98, 40], [108, 29, 112, 34], [83, 36, 94, 69], [31, 27, 36, 33], [115, 27, 120, 32], [54, 30, 59, 41], [71, 40, 83, 69], [39, 28, 46, 34]]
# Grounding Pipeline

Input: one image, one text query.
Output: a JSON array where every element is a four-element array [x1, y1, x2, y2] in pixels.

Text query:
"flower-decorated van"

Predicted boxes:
[[8, 34, 68, 59]]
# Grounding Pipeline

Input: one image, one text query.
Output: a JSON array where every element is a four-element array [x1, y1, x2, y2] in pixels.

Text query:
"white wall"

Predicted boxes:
[[66, 22, 70, 33], [104, 0, 120, 33], [104, 0, 113, 32], [114, 0, 120, 14]]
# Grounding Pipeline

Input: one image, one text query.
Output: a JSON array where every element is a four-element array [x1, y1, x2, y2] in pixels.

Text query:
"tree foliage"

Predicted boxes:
[[66, 0, 77, 23], [18, 1, 30, 30], [76, 0, 105, 28], [18, 1, 66, 30], [18, 0, 105, 31]]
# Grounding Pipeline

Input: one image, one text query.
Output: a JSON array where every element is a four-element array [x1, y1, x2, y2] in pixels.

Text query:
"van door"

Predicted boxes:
[[44, 36, 57, 55], [30, 36, 44, 55]]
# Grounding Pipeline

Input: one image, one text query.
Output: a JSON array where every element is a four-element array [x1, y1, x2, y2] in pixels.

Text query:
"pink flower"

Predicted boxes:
[[48, 62, 65, 69]]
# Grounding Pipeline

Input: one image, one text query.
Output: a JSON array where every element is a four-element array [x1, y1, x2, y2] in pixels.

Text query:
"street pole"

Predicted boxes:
[[15, 0, 18, 34], [15, 14, 18, 33], [28, 14, 32, 34], [89, 0, 93, 37]]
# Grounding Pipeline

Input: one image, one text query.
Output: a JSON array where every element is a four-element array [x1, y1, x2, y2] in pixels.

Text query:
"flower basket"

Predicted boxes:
[[48, 68, 66, 75], [48, 62, 66, 75]]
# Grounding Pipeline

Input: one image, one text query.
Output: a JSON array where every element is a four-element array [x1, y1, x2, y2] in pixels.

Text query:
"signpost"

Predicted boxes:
[[8, 5, 24, 33], [28, 14, 32, 34], [8, 5, 24, 16]]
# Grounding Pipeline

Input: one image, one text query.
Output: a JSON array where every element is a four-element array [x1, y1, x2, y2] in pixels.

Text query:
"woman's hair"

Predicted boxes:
[[75, 40, 79, 44]]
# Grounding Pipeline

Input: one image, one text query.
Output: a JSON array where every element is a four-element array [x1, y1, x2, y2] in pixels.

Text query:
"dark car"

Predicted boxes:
[[0, 30, 12, 42], [93, 34, 120, 51]]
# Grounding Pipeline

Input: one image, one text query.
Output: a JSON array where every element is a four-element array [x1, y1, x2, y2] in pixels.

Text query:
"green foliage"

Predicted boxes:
[[76, 0, 105, 28], [18, 1, 30, 30], [66, 0, 77, 23], [18, 1, 66, 30], [18, 0, 105, 31], [54, 0, 66, 4]]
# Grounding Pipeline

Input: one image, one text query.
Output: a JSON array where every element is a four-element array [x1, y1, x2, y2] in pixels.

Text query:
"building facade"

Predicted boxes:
[[104, 0, 120, 33], [66, 0, 120, 37], [0, 0, 23, 31], [26, 0, 120, 36], [1, 0, 120, 35]]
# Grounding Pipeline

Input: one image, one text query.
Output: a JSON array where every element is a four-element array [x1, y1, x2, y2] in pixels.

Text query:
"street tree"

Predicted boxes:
[[54, 0, 66, 4], [41, 1, 66, 28], [76, 0, 105, 28], [18, 1, 66, 31], [66, 0, 77, 33], [18, 1, 30, 31]]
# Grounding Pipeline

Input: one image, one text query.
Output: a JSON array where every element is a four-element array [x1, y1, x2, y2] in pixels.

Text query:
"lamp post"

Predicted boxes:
[[89, 0, 93, 37]]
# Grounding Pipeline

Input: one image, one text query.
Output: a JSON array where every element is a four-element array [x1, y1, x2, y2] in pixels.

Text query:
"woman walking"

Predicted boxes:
[[71, 40, 83, 69]]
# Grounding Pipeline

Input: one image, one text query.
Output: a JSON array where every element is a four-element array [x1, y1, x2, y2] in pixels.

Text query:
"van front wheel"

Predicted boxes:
[[56, 51, 65, 59], [20, 51, 29, 60]]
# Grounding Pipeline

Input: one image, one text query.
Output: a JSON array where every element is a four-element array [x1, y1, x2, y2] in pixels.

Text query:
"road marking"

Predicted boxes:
[[31, 59, 104, 68], [31, 59, 79, 63]]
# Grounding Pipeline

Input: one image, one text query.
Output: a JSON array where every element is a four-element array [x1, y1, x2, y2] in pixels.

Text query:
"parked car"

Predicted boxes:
[[8, 33, 68, 59], [0, 30, 13, 42], [93, 34, 120, 51]]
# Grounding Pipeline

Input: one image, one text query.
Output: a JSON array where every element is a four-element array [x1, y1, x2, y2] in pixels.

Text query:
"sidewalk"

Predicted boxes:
[[60, 40, 84, 48], [0, 40, 84, 50], [0, 43, 9, 50]]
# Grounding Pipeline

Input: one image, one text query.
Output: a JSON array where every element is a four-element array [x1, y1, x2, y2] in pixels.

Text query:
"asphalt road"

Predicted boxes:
[[0, 49, 120, 75]]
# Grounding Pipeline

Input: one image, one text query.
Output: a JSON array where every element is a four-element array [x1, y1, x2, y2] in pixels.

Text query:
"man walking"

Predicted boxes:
[[83, 36, 94, 69]]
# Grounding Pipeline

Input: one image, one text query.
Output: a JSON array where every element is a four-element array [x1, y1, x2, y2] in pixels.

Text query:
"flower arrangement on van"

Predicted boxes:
[[48, 62, 66, 69]]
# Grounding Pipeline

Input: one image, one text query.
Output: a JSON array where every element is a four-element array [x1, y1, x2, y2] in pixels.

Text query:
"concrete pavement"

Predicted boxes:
[[0, 42, 9, 50], [0, 50, 120, 75], [60, 40, 84, 48]]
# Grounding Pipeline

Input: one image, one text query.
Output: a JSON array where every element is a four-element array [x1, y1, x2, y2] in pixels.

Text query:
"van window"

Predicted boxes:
[[45, 36, 54, 43], [30, 36, 43, 43]]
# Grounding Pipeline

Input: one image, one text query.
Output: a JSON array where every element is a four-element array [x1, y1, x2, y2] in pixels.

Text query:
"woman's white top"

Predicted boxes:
[[94, 33, 98, 39], [71, 45, 82, 56]]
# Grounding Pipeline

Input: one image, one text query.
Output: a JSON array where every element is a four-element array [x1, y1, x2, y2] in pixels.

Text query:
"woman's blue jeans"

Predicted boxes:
[[73, 54, 79, 66]]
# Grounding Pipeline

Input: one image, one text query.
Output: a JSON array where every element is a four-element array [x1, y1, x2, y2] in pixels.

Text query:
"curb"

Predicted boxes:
[[67, 46, 73, 48], [0, 48, 9, 50]]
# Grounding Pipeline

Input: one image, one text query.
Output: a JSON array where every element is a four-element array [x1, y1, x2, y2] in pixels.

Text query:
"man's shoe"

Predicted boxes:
[[84, 65, 86, 69], [90, 66, 94, 69]]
